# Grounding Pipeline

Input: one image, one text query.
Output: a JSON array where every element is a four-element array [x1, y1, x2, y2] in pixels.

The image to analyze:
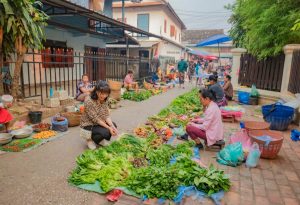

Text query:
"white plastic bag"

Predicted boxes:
[[246, 142, 261, 168]]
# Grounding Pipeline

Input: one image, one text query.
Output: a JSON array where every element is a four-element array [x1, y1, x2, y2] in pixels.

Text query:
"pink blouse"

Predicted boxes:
[[124, 74, 133, 85], [197, 101, 224, 146]]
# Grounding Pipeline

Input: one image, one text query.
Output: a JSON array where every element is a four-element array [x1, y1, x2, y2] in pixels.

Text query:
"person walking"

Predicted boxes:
[[177, 57, 188, 89]]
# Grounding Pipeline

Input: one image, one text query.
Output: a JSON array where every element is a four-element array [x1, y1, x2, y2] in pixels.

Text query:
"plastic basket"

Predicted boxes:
[[248, 130, 283, 159], [238, 91, 250, 104], [262, 103, 294, 131]]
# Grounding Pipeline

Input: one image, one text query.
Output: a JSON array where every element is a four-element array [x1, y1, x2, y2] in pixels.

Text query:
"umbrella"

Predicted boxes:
[[188, 49, 218, 60], [196, 34, 232, 63]]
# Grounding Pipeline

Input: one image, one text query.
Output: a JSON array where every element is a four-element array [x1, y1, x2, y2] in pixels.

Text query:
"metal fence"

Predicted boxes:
[[2, 50, 151, 104], [288, 50, 300, 94], [239, 53, 285, 92]]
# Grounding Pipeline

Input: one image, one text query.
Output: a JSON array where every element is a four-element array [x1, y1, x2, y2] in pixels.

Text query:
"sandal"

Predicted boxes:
[[177, 134, 189, 141]]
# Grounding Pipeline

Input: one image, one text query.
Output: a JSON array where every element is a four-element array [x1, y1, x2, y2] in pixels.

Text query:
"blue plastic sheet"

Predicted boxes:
[[173, 186, 224, 205], [291, 129, 300, 141]]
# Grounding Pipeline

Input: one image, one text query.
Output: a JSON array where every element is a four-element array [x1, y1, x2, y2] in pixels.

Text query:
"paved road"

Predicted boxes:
[[0, 86, 193, 205]]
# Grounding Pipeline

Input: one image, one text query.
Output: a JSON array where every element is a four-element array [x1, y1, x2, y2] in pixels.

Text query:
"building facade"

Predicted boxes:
[[108, 0, 187, 71]]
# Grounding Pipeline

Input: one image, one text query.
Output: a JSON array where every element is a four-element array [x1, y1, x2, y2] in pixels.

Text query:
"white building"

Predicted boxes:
[[107, 0, 187, 70]]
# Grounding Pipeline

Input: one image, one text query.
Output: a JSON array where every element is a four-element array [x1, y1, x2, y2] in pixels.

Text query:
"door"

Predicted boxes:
[[84, 46, 106, 82]]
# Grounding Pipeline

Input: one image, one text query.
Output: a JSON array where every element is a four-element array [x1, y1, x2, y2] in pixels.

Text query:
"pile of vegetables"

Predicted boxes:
[[32, 130, 57, 139], [69, 89, 230, 200], [69, 135, 230, 199], [122, 90, 152, 102], [0, 138, 42, 152]]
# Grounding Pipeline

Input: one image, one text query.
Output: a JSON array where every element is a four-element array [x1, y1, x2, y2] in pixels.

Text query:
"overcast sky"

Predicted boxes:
[[168, 0, 235, 32]]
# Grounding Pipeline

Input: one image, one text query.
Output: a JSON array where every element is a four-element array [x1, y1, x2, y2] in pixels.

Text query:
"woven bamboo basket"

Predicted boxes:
[[53, 90, 69, 100], [61, 112, 82, 127], [60, 98, 75, 106], [108, 80, 123, 91], [248, 130, 284, 159], [110, 90, 121, 101], [143, 81, 153, 90]]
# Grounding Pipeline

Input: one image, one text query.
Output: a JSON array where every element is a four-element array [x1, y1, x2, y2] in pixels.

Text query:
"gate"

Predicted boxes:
[[239, 53, 285, 91], [288, 50, 300, 94]]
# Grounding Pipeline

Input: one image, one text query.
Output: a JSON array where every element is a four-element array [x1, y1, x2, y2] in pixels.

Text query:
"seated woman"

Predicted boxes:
[[181, 89, 224, 149], [76, 74, 94, 102], [80, 81, 118, 150], [124, 70, 139, 90], [223, 75, 233, 101], [208, 75, 227, 107]]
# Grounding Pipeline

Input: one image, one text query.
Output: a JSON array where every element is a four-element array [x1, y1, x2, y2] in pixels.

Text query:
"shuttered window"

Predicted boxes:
[[137, 14, 149, 32]]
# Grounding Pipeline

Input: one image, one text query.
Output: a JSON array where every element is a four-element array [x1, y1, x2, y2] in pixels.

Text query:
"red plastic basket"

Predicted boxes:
[[248, 130, 284, 159]]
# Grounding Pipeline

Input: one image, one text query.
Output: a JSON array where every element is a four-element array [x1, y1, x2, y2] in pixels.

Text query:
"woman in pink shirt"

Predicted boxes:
[[124, 70, 139, 90], [180, 89, 224, 149]]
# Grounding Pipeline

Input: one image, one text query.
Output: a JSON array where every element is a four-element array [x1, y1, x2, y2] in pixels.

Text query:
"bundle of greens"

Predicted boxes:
[[122, 90, 152, 102]]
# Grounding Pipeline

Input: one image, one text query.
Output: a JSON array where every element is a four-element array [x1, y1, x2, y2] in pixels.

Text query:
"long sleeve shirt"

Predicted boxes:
[[197, 101, 224, 146]]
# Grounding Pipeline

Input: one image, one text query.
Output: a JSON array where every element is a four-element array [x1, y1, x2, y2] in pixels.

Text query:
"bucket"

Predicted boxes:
[[238, 91, 250, 104], [28, 111, 42, 124]]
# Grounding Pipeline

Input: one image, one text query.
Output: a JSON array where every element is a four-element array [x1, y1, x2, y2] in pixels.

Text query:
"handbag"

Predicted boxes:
[[80, 126, 93, 140]]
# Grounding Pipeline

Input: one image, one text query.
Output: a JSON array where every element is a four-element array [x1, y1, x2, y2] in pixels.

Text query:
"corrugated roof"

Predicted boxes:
[[182, 29, 224, 45]]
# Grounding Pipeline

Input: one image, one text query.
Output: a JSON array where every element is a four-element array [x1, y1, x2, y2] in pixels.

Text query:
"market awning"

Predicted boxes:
[[188, 49, 218, 60], [41, 0, 164, 40]]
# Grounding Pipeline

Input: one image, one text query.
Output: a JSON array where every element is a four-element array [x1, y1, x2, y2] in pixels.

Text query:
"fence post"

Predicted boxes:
[[231, 48, 247, 89], [281, 44, 300, 93]]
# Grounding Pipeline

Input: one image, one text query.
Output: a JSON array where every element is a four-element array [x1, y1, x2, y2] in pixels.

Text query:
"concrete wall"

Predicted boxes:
[[113, 6, 182, 44]]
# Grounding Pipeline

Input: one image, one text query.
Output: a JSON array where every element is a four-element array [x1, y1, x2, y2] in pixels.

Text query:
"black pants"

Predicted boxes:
[[225, 95, 233, 101], [84, 122, 117, 144]]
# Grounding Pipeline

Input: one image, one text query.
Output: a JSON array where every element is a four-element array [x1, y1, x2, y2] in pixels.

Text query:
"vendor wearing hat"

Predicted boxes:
[[208, 75, 227, 107]]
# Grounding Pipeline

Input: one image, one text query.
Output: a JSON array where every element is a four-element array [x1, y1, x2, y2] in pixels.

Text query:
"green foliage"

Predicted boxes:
[[122, 90, 152, 102], [0, 0, 48, 55], [292, 19, 300, 31], [227, 0, 300, 59]]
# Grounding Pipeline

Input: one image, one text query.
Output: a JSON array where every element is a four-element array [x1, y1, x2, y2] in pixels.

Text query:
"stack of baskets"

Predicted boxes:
[[61, 112, 81, 127], [108, 80, 123, 101], [262, 103, 294, 131]]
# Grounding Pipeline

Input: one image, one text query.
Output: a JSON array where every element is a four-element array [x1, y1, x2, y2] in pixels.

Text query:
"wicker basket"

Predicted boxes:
[[248, 130, 284, 159], [61, 112, 81, 127], [108, 80, 123, 91], [110, 90, 121, 101], [244, 121, 270, 131], [44, 98, 60, 108], [143, 81, 153, 90]]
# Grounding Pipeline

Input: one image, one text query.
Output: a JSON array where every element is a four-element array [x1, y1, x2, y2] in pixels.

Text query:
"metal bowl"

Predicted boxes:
[[11, 128, 33, 139], [0, 133, 13, 145]]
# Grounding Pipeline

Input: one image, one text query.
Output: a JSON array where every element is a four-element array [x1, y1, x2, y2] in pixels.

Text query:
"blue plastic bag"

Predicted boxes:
[[217, 142, 244, 167], [291, 129, 300, 141], [246, 142, 261, 168]]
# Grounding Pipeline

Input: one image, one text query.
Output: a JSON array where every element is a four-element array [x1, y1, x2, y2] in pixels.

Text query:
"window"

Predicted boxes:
[[164, 19, 167, 33], [170, 25, 175, 37], [137, 14, 149, 32], [42, 40, 74, 68]]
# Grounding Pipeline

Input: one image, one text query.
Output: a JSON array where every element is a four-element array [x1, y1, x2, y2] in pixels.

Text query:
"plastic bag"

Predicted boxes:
[[246, 142, 261, 168], [106, 189, 123, 202], [173, 126, 185, 136], [217, 142, 244, 167], [229, 129, 252, 152], [291, 129, 300, 141], [250, 84, 259, 97]]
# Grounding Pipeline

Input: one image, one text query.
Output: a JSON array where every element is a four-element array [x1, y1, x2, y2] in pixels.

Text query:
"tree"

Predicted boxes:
[[0, 0, 48, 97], [227, 0, 300, 59]]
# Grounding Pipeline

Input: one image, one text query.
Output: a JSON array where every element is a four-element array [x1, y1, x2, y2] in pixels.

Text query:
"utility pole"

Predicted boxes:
[[122, 0, 125, 23]]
